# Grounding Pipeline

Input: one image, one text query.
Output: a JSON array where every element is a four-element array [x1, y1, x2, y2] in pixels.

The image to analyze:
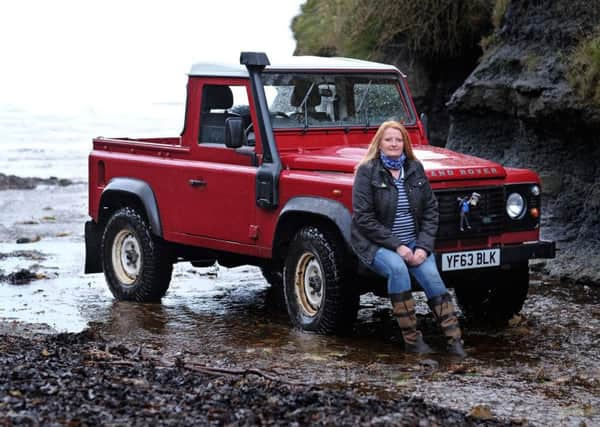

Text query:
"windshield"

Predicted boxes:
[[262, 73, 415, 129]]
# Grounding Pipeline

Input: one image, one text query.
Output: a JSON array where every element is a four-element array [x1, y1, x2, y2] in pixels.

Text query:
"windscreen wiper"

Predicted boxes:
[[297, 82, 316, 132], [356, 80, 372, 131]]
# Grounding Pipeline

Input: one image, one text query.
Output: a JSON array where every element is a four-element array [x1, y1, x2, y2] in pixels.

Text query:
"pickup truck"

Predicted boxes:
[[85, 52, 555, 333]]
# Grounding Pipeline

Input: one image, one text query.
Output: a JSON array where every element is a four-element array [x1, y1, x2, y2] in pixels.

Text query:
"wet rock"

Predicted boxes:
[[16, 236, 41, 244], [0, 250, 47, 261], [469, 404, 494, 420], [2, 269, 40, 285], [419, 358, 440, 371], [0, 173, 74, 191], [17, 220, 39, 225]]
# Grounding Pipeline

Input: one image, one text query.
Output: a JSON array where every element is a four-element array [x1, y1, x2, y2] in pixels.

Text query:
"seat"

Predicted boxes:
[[290, 81, 330, 123], [200, 85, 240, 143]]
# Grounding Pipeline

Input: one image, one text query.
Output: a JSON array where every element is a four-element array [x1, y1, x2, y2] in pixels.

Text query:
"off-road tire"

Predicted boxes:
[[101, 207, 173, 302], [283, 226, 359, 334], [452, 262, 530, 326]]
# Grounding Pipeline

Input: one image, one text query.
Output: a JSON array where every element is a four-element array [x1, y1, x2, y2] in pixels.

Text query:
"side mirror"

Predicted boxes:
[[420, 112, 430, 141], [225, 117, 244, 148]]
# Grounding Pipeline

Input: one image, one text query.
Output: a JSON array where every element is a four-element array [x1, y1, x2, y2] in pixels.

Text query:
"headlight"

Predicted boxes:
[[506, 192, 526, 219]]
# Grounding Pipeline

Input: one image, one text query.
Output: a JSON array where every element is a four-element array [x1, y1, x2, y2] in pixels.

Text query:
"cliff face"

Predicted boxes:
[[382, 45, 483, 147], [446, 0, 600, 284]]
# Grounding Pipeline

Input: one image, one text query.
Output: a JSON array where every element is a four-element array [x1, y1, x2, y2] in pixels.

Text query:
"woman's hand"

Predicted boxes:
[[396, 245, 413, 263], [408, 248, 428, 266]]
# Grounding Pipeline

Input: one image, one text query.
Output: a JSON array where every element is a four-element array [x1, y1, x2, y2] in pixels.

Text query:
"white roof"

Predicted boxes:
[[189, 55, 404, 77]]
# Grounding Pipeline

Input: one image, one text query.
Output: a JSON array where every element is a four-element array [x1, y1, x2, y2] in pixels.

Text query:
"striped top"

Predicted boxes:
[[391, 169, 416, 244]]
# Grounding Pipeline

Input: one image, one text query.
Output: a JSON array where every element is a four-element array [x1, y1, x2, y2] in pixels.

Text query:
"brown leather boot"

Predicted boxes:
[[390, 291, 433, 355], [428, 293, 467, 358]]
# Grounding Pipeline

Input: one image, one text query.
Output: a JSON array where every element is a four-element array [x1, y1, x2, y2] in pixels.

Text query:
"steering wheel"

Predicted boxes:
[[244, 123, 255, 146]]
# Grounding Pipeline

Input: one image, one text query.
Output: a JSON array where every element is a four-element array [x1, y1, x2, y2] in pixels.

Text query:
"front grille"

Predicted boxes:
[[434, 187, 505, 240]]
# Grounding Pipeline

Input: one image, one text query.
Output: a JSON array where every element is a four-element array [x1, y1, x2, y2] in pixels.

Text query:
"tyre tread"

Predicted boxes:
[[101, 207, 172, 302], [283, 225, 358, 335]]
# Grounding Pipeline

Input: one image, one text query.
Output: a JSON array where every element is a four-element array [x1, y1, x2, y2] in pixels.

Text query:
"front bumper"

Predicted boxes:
[[496, 240, 556, 264], [435, 240, 556, 270]]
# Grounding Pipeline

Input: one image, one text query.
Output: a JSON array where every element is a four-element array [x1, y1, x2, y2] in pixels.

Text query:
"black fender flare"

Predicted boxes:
[[277, 196, 352, 248], [99, 178, 162, 237]]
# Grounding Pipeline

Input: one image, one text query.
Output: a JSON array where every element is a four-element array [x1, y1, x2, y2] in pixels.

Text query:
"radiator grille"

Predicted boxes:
[[434, 187, 505, 240]]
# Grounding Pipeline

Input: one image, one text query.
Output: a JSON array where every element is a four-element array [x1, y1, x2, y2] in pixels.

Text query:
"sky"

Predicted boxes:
[[0, 0, 305, 110]]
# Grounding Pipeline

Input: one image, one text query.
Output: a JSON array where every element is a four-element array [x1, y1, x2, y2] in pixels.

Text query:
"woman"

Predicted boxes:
[[351, 121, 467, 357]]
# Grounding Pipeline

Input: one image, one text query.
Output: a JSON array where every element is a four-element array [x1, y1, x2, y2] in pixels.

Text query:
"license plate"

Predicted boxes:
[[441, 249, 500, 271]]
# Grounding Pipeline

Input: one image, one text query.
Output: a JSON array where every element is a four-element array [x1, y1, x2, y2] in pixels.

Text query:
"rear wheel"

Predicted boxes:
[[283, 226, 358, 334], [101, 207, 173, 302], [451, 262, 530, 326]]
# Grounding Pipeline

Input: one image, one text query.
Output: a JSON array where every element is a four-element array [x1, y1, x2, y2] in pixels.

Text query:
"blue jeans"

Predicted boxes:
[[370, 242, 448, 299]]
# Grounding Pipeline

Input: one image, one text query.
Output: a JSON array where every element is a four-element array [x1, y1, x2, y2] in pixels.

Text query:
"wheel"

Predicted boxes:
[[283, 226, 359, 334], [101, 207, 173, 302], [451, 262, 530, 326]]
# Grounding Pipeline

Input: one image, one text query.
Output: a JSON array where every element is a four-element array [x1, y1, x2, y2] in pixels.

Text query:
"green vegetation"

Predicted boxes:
[[290, 0, 349, 57], [480, 0, 510, 51], [491, 0, 510, 30], [292, 0, 494, 62], [522, 54, 540, 72], [567, 33, 600, 106]]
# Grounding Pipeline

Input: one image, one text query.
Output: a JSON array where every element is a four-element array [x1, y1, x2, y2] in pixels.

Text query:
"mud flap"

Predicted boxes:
[[84, 221, 103, 274]]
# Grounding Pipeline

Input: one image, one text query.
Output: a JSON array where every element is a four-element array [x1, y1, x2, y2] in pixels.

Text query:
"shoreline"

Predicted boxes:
[[0, 172, 77, 191]]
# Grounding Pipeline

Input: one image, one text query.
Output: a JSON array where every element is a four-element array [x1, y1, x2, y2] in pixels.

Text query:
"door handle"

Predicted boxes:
[[188, 179, 207, 187]]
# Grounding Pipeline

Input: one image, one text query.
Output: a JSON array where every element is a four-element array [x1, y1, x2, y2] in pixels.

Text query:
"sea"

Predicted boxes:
[[0, 101, 185, 181]]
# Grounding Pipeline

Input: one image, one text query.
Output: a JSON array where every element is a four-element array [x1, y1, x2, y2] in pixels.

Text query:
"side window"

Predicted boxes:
[[199, 84, 250, 144]]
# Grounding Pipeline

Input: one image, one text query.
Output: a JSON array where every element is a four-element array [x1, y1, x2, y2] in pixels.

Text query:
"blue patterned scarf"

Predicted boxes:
[[379, 152, 406, 170]]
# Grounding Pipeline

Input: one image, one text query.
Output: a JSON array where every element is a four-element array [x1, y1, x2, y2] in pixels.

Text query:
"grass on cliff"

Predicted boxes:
[[567, 32, 600, 106], [480, 0, 510, 51], [292, 0, 493, 62]]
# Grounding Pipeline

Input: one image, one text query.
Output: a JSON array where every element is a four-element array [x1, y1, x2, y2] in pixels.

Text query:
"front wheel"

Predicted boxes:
[[451, 262, 530, 326], [283, 226, 358, 334], [101, 207, 173, 302]]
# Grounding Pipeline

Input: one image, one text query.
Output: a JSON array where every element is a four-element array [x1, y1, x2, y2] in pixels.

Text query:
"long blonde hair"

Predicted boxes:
[[357, 121, 417, 168]]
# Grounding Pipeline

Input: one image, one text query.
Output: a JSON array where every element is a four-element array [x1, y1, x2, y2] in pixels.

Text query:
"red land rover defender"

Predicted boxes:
[[85, 52, 555, 333]]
